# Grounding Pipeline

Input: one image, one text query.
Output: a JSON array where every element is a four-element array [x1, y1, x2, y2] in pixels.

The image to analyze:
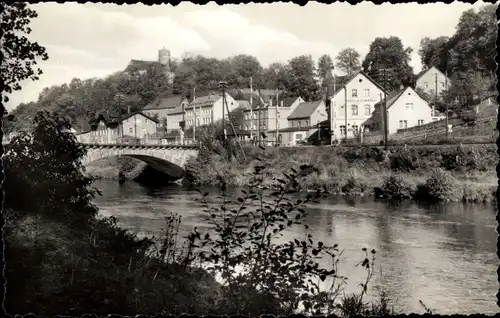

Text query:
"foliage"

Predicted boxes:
[[389, 149, 421, 172], [3, 111, 100, 226], [284, 55, 320, 101], [362, 36, 415, 91], [317, 54, 334, 87], [335, 48, 361, 76], [374, 174, 413, 199], [415, 168, 455, 202], [0, 2, 49, 104], [191, 163, 378, 316], [418, 36, 450, 72]]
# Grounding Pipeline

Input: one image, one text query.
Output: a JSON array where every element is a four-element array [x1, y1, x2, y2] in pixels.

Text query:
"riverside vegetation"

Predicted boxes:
[[183, 128, 497, 203], [4, 111, 402, 316]]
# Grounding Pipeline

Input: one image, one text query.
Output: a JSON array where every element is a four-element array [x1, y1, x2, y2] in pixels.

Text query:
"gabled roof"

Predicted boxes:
[[416, 66, 449, 80], [288, 101, 324, 119], [270, 96, 301, 108], [374, 86, 427, 110], [236, 100, 251, 110], [167, 105, 185, 115], [187, 94, 222, 109], [143, 95, 186, 110], [121, 111, 160, 123], [331, 70, 387, 98]]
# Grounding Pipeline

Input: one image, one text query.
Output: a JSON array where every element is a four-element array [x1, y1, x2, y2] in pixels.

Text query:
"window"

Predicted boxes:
[[352, 125, 359, 135], [305, 120, 309, 126], [424, 82, 428, 89], [145, 119, 148, 124], [399, 120, 408, 129], [340, 125, 346, 136], [298, 120, 302, 127], [295, 133, 303, 141], [129, 127, 133, 133], [364, 89, 370, 97], [440, 82, 445, 88], [364, 104, 371, 116], [352, 89, 358, 98], [405, 103, 414, 110], [418, 119, 424, 126], [351, 105, 358, 116]]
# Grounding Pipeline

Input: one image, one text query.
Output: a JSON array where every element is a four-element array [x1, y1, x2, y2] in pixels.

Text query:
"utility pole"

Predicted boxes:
[[275, 87, 279, 146], [219, 81, 228, 145], [114, 93, 125, 140], [331, 69, 336, 145], [250, 76, 254, 139], [445, 70, 449, 138], [383, 69, 388, 150], [344, 84, 348, 145], [193, 86, 196, 142], [257, 88, 261, 147]]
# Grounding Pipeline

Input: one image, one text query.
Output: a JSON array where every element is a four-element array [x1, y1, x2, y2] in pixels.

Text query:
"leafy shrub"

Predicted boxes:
[[374, 174, 413, 199], [341, 175, 368, 195], [415, 169, 456, 201], [389, 149, 421, 172]]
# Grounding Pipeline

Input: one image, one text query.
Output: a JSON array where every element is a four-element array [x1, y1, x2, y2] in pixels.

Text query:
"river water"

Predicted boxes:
[[93, 180, 498, 315]]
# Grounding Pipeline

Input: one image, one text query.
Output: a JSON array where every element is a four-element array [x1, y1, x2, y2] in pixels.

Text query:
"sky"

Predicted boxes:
[[5, 1, 490, 111]]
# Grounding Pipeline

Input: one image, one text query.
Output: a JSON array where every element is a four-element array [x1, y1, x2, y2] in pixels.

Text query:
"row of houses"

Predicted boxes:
[[76, 65, 454, 146]]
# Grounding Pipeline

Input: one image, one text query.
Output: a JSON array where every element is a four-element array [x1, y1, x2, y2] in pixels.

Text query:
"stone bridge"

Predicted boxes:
[[82, 144, 199, 180]]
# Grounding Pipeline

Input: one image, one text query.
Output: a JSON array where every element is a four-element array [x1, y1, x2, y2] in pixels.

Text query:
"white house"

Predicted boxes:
[[415, 66, 452, 98], [184, 92, 239, 128], [329, 71, 386, 140], [374, 86, 434, 135]]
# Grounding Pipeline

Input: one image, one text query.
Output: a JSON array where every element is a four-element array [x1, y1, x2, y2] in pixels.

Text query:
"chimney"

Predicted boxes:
[[400, 84, 404, 90]]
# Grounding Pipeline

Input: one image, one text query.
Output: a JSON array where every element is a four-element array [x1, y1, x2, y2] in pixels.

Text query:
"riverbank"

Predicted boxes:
[[86, 156, 147, 180], [184, 145, 497, 203]]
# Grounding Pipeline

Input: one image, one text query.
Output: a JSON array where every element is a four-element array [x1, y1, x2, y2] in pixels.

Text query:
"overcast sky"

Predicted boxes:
[[6, 1, 488, 111]]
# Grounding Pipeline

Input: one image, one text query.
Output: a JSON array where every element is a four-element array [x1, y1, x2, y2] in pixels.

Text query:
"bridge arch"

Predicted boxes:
[[82, 144, 198, 180]]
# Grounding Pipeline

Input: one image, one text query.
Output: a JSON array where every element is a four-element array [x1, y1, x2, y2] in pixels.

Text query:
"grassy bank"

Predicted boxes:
[[185, 144, 497, 203], [86, 156, 146, 180]]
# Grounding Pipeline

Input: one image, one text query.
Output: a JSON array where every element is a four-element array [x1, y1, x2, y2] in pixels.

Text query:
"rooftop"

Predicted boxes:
[[143, 95, 186, 110], [288, 101, 324, 119]]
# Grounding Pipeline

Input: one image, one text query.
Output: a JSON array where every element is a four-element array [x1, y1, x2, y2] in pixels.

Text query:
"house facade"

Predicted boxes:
[[76, 112, 159, 144], [243, 96, 304, 135], [165, 106, 185, 133], [183, 92, 239, 129], [415, 66, 451, 98], [330, 71, 386, 139], [373, 87, 433, 135], [268, 100, 326, 146]]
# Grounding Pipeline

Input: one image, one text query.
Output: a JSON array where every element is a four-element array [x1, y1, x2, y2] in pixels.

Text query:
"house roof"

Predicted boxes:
[[270, 96, 300, 108], [416, 66, 449, 80], [121, 111, 160, 123], [187, 94, 222, 109], [143, 95, 186, 110], [236, 100, 251, 110], [330, 71, 387, 98], [167, 105, 185, 115], [288, 101, 323, 119]]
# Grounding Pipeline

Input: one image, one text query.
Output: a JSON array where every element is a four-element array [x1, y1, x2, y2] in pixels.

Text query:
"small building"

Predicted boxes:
[[124, 47, 175, 84], [372, 86, 433, 135], [268, 100, 326, 146], [415, 66, 451, 98]]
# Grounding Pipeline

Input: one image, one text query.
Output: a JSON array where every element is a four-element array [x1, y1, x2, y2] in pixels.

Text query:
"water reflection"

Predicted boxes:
[[93, 180, 498, 315]]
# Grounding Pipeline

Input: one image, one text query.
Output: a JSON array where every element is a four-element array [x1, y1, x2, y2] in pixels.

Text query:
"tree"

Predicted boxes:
[[285, 55, 320, 101], [335, 48, 361, 76], [418, 36, 450, 72], [261, 62, 288, 90], [447, 4, 497, 76], [362, 37, 415, 91], [3, 111, 100, 225], [229, 54, 263, 87], [0, 3, 49, 106], [317, 54, 334, 86]]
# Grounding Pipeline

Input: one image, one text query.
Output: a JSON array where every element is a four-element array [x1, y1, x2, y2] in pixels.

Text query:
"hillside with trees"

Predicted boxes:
[[5, 4, 496, 135]]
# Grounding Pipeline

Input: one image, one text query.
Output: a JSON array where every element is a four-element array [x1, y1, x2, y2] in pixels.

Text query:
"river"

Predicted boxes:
[[93, 180, 498, 315]]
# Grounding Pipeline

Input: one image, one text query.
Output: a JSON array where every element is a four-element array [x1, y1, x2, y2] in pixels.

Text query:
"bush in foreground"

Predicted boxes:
[[415, 169, 457, 202], [374, 174, 413, 199]]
